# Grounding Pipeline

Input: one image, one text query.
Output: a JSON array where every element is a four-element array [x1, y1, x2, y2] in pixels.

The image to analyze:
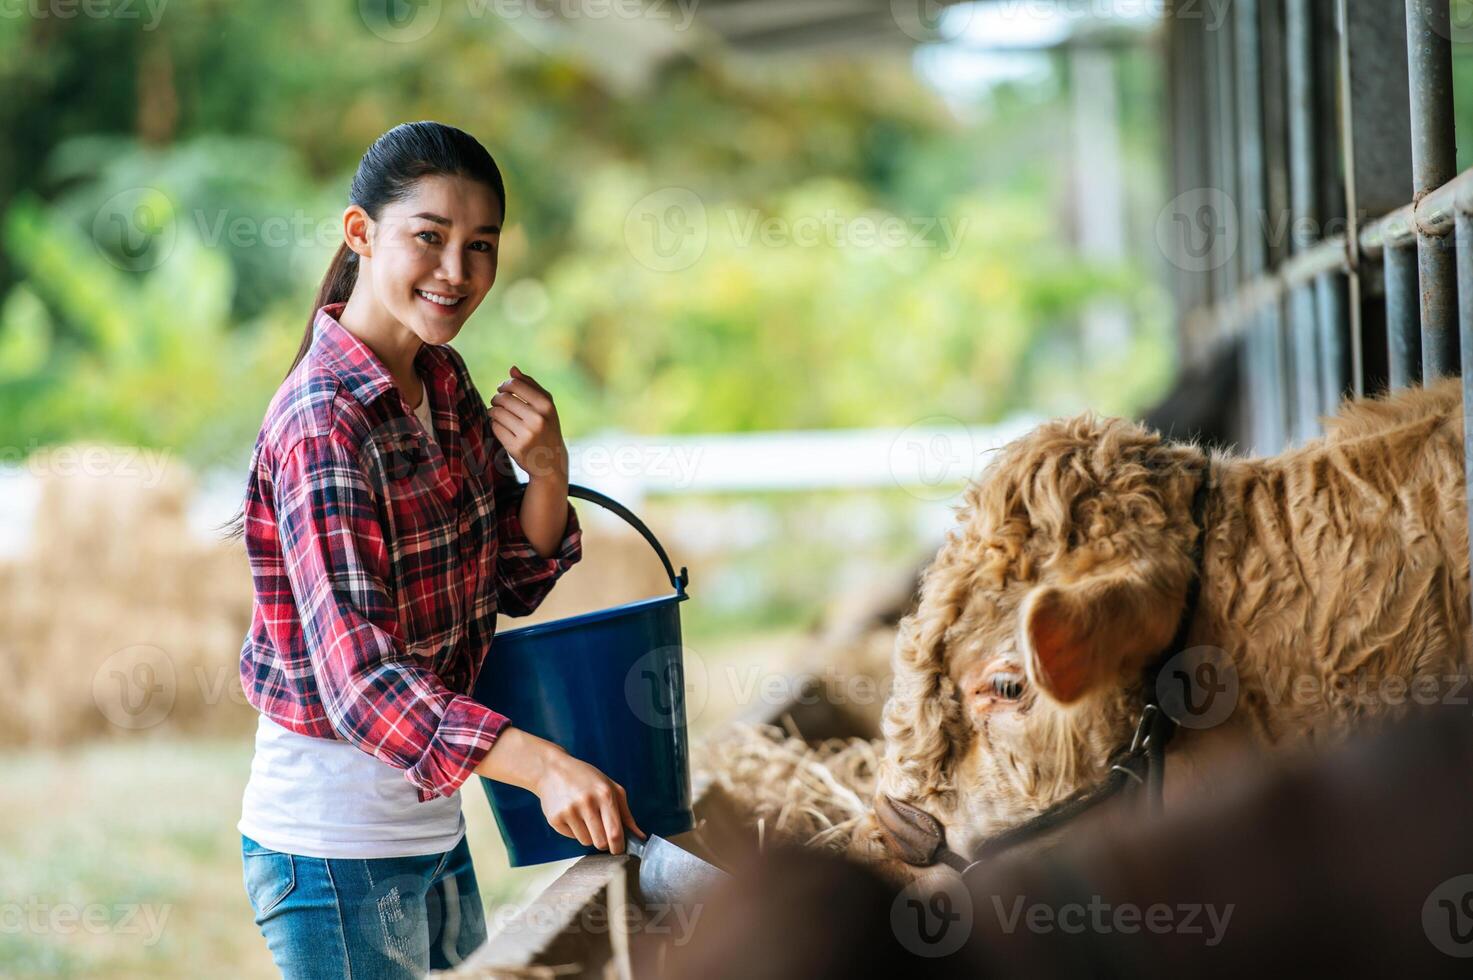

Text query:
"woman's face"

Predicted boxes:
[[352, 173, 502, 347]]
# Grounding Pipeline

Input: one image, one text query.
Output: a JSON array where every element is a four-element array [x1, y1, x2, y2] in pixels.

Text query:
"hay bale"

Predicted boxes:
[[692, 722, 880, 855], [0, 445, 254, 746]]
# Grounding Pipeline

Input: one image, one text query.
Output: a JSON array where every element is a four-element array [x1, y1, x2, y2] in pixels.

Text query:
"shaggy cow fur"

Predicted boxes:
[[851, 377, 1472, 872]]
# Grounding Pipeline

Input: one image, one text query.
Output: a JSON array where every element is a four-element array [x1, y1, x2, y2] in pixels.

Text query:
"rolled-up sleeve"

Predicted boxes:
[[274, 434, 510, 800], [487, 441, 583, 616]]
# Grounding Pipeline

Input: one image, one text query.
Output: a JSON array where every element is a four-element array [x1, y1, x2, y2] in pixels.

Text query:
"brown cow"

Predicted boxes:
[[849, 377, 1472, 878]]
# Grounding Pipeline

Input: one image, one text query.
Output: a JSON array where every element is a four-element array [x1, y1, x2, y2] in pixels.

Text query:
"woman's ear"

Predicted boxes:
[[1019, 567, 1183, 704], [343, 204, 373, 260]]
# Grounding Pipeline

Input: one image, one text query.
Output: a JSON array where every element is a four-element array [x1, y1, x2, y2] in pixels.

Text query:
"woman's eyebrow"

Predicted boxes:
[[411, 211, 501, 234]]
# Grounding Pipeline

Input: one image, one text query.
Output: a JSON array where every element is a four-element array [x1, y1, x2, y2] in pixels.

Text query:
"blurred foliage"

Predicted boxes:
[[0, 0, 1175, 471]]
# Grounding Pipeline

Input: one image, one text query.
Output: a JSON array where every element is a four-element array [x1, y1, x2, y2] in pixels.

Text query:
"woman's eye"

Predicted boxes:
[[416, 230, 440, 244], [990, 674, 1025, 701], [470, 240, 496, 253]]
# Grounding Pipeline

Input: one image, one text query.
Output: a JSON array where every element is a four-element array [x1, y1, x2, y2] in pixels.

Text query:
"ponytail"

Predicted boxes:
[[286, 242, 360, 380]]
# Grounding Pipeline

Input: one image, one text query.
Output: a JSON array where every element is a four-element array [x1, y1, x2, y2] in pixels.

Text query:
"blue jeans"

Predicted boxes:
[[241, 833, 489, 979]]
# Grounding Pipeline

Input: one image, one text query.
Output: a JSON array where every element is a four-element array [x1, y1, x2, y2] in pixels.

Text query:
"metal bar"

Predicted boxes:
[[1386, 240, 1423, 388], [1457, 211, 1473, 631], [1208, 2, 1240, 311], [1315, 271, 1350, 411], [1238, 0, 1285, 453], [1184, 167, 1473, 366], [1404, 0, 1459, 378], [1338, 0, 1413, 395], [1285, 0, 1321, 439]]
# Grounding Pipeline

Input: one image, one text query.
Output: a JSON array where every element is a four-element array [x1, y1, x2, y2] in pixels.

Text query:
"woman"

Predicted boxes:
[[227, 121, 642, 978]]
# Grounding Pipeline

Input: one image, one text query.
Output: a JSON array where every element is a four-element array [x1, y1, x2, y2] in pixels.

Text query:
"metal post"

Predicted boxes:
[[1404, 0, 1458, 379], [1386, 240, 1423, 388], [1285, 0, 1322, 439], [1337, 0, 1413, 395], [1458, 211, 1473, 632], [1237, 0, 1285, 453], [1314, 0, 1349, 412]]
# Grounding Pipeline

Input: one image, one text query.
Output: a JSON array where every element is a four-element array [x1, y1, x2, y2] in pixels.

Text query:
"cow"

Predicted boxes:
[[848, 376, 1472, 879]]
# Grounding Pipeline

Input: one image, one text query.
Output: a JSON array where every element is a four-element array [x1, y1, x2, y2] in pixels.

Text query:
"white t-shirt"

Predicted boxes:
[[413, 387, 436, 446], [237, 384, 464, 859], [238, 714, 466, 858]]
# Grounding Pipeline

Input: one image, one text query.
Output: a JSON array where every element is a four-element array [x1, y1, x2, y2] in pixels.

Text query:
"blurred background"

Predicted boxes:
[[0, 0, 1327, 976]]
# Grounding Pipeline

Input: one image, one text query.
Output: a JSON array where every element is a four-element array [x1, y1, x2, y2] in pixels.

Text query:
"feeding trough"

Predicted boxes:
[[473, 484, 693, 866]]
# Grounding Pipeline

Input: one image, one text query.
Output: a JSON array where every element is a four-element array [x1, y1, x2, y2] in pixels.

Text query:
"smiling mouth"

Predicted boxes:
[[415, 288, 465, 309]]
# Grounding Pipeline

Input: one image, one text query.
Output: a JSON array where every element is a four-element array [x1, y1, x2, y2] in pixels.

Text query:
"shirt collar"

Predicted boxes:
[[311, 302, 453, 407]]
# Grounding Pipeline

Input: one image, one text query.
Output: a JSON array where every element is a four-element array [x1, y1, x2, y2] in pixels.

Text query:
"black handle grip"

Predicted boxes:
[[508, 481, 688, 594]]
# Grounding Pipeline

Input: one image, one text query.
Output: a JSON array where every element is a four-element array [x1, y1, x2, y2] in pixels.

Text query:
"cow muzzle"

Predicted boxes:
[[874, 793, 948, 867]]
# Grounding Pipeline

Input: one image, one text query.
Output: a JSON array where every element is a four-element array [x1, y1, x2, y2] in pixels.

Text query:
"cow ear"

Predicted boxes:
[[1019, 569, 1181, 704]]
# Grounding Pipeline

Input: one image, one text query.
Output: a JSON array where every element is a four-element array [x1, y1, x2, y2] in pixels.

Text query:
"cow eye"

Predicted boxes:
[[990, 672, 1025, 701]]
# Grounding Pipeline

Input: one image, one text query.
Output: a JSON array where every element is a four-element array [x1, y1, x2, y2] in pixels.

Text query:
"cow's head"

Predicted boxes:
[[850, 412, 1209, 877]]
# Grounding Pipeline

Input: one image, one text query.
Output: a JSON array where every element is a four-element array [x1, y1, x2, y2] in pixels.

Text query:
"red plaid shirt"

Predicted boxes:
[[238, 302, 582, 802]]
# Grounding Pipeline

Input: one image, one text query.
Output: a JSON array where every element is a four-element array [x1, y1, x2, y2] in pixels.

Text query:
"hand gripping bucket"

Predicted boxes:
[[472, 484, 693, 866]]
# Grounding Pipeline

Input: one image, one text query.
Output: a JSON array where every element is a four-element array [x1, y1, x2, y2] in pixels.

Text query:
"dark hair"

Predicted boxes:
[[219, 121, 507, 540]]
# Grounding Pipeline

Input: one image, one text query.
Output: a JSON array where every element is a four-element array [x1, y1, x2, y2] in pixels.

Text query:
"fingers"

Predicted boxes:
[[616, 784, 644, 840], [582, 801, 610, 851], [489, 391, 533, 423], [490, 407, 529, 442], [568, 812, 593, 848], [601, 790, 626, 855], [509, 365, 548, 397], [497, 376, 553, 414]]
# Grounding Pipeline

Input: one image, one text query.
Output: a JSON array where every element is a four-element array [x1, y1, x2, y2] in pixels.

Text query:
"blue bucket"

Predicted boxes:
[[472, 484, 693, 866]]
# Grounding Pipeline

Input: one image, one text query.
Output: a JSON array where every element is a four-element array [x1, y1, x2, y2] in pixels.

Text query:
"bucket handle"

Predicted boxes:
[[508, 481, 689, 595]]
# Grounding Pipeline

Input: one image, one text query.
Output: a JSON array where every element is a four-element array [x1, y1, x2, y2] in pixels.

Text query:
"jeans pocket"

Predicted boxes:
[[242, 842, 297, 920]]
